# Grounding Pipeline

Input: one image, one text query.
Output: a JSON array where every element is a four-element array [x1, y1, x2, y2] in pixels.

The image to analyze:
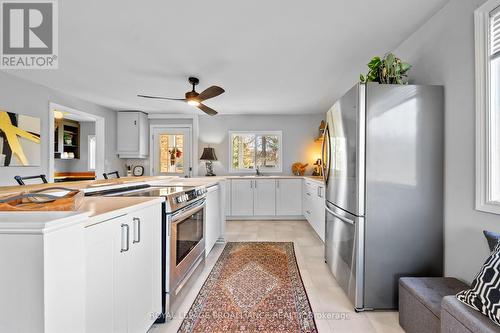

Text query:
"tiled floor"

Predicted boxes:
[[150, 220, 405, 333]]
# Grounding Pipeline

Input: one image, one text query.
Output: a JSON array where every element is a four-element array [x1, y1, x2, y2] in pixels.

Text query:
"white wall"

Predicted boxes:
[[0, 71, 124, 186], [394, 0, 498, 283], [197, 114, 324, 176]]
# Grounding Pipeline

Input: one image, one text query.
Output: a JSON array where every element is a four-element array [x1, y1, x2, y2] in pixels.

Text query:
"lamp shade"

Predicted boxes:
[[200, 147, 217, 161]]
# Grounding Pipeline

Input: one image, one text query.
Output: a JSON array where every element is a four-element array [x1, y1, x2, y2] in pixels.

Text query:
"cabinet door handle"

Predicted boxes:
[[250, 181, 253, 189], [254, 180, 257, 188], [121, 224, 130, 252], [133, 217, 141, 244], [277, 181, 279, 189]]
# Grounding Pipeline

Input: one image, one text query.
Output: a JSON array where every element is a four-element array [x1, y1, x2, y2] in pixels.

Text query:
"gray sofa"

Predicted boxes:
[[399, 277, 500, 333]]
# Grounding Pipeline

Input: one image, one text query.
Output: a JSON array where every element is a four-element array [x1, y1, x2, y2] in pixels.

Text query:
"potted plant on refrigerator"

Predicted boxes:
[[360, 53, 412, 84]]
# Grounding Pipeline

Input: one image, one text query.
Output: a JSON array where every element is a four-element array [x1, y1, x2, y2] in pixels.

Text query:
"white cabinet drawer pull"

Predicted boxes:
[[121, 224, 130, 252]]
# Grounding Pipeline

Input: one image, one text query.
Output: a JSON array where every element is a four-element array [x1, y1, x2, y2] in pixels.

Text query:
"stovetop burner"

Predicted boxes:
[[85, 184, 207, 212]]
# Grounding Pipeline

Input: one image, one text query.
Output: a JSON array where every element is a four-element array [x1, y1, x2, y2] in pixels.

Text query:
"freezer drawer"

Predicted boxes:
[[324, 202, 365, 310]]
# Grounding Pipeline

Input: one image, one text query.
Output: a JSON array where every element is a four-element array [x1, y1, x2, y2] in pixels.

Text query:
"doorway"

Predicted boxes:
[[151, 126, 192, 177], [48, 103, 105, 182]]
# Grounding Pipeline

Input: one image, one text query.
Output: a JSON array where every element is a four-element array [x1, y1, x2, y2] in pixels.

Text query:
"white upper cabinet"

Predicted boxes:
[[253, 179, 276, 216], [117, 111, 149, 158], [231, 179, 254, 216], [276, 179, 303, 216]]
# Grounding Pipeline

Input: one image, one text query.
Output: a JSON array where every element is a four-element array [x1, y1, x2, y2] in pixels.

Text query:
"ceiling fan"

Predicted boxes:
[[137, 77, 224, 116]]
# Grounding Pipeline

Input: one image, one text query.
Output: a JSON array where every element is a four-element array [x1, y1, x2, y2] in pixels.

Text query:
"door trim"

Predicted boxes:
[[147, 114, 199, 177], [149, 125, 193, 177], [48, 102, 105, 182]]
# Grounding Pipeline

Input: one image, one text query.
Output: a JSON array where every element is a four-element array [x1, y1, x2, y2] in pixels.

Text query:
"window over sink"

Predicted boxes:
[[229, 131, 282, 173], [475, 0, 500, 214]]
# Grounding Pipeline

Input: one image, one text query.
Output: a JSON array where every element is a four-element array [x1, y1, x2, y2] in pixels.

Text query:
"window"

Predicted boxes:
[[159, 134, 184, 173], [229, 131, 282, 173], [475, 1, 500, 214], [88, 135, 96, 171]]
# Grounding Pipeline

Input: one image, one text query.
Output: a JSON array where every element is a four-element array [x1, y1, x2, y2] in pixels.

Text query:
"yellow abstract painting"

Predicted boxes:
[[0, 111, 41, 166]]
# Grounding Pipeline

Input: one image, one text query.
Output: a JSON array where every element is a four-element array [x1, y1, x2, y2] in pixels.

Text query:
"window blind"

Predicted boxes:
[[491, 6, 500, 58]]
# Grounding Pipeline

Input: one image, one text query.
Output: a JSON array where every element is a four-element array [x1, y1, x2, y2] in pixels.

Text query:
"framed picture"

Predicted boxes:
[[0, 111, 41, 166]]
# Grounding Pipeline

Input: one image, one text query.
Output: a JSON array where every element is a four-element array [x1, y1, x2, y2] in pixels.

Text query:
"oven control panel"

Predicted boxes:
[[170, 187, 207, 210]]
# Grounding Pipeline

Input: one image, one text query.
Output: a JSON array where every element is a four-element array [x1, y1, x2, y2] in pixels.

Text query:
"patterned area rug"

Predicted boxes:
[[178, 242, 317, 333]]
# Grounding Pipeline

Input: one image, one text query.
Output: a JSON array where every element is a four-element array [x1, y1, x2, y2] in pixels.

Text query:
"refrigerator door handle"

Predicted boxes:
[[325, 206, 355, 225], [321, 125, 331, 184]]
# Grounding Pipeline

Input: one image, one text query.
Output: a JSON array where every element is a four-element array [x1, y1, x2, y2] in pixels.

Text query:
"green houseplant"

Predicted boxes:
[[360, 53, 411, 84]]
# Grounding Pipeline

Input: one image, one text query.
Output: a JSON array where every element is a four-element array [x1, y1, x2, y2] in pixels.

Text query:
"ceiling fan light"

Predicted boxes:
[[187, 99, 200, 107]]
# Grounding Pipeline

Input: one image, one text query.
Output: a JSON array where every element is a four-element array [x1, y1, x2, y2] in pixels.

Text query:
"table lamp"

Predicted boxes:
[[200, 147, 217, 176]]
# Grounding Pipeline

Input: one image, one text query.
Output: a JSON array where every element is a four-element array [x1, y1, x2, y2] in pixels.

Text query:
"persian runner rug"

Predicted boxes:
[[177, 242, 317, 333]]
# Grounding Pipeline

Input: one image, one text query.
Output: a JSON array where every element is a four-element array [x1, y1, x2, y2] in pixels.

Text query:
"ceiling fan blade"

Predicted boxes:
[[137, 94, 185, 101], [197, 86, 225, 101], [197, 103, 218, 116]]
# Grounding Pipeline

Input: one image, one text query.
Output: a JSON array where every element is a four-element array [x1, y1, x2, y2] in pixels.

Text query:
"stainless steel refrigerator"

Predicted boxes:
[[322, 83, 444, 311]]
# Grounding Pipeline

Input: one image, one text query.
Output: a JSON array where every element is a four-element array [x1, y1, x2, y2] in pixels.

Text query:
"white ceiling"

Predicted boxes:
[[5, 0, 449, 115]]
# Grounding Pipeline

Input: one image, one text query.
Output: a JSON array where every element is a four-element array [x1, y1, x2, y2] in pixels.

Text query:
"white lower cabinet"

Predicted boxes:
[[228, 178, 304, 218], [303, 180, 326, 242], [276, 179, 303, 215], [231, 179, 254, 216], [206, 184, 222, 256], [254, 179, 276, 216], [85, 204, 161, 333]]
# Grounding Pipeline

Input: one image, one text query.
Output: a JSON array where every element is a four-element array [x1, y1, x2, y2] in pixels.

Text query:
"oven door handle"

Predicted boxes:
[[171, 198, 206, 224]]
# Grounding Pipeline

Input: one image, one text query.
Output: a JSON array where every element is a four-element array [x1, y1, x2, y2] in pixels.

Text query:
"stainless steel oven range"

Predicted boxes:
[[86, 184, 208, 323]]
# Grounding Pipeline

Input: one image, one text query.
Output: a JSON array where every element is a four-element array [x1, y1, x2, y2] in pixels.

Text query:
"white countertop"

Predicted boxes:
[[0, 196, 164, 234], [0, 175, 323, 234]]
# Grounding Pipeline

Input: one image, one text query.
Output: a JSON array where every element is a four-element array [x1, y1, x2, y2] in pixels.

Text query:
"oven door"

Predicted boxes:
[[169, 198, 206, 296]]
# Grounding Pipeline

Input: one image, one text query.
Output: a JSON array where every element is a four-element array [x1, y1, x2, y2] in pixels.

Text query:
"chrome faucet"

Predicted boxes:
[[256, 166, 262, 176]]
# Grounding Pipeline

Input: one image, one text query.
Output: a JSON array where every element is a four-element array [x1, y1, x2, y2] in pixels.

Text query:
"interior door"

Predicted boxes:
[[325, 84, 365, 216], [152, 127, 191, 177]]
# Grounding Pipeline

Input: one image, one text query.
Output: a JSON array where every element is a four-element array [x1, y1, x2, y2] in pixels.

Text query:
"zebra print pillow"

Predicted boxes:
[[456, 241, 500, 326]]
